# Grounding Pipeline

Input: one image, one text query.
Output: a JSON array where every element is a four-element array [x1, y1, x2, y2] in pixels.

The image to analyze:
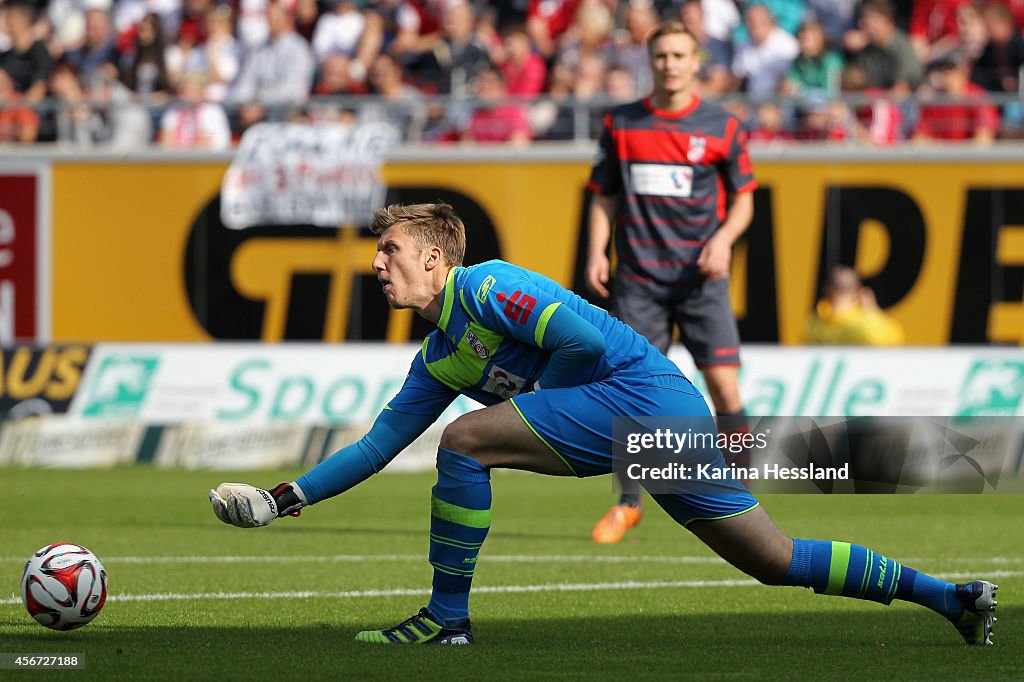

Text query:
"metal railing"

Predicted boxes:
[[5, 90, 1024, 146]]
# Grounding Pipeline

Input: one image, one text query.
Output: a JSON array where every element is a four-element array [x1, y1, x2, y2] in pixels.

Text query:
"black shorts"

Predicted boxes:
[[614, 277, 741, 367]]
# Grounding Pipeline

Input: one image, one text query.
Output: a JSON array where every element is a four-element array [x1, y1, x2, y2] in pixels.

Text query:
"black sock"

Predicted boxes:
[[617, 492, 642, 507]]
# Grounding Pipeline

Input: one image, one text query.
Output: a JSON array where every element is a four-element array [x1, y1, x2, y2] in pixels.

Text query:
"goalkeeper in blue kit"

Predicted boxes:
[[210, 203, 998, 646]]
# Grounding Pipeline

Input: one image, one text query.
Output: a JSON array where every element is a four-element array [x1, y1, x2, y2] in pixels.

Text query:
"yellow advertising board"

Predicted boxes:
[[51, 157, 1024, 345]]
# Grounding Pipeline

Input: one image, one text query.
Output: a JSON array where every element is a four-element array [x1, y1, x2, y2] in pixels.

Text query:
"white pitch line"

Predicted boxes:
[[2, 570, 1022, 608], [0, 579, 758, 606], [0, 554, 1021, 566], [0, 554, 730, 565], [937, 570, 1024, 580]]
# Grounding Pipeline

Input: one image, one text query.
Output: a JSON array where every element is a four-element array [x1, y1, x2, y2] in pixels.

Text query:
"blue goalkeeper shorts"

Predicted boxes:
[[509, 370, 759, 527]]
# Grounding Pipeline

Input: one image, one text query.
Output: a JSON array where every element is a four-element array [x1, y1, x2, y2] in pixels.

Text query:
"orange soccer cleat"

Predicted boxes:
[[590, 504, 643, 544]]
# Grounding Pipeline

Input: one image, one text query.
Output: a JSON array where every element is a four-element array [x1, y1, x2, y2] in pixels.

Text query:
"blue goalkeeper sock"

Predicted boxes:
[[426, 448, 491, 627], [784, 539, 962, 619]]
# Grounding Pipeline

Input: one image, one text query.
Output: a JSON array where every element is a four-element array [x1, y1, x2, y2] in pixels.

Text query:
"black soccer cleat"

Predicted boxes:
[[355, 607, 473, 644]]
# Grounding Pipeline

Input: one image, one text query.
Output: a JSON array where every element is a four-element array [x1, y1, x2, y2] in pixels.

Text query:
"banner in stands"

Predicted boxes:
[[0, 164, 49, 343], [0, 417, 144, 467], [221, 122, 398, 230], [52, 342, 1024, 472], [69, 343, 476, 425], [670, 347, 1024, 418], [155, 421, 314, 470], [0, 344, 90, 418], [69, 343, 1024, 423], [49, 157, 1024, 345]]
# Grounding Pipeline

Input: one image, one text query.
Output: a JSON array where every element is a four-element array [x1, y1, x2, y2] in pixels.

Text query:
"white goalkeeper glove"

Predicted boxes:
[[209, 483, 279, 528]]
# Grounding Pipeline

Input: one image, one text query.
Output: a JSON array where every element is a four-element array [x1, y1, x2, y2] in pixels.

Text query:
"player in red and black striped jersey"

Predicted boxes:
[[586, 20, 756, 544]]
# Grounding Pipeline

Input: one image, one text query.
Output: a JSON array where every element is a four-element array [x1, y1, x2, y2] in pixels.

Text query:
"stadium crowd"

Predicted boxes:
[[0, 0, 1021, 146]]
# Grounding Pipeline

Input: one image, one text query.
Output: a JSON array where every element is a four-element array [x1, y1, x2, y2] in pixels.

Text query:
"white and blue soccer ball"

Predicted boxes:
[[20, 543, 107, 630]]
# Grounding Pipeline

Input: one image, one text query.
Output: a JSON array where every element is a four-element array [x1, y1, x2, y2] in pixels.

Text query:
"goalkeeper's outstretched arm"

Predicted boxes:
[[211, 348, 457, 528], [296, 407, 438, 502], [209, 407, 439, 528]]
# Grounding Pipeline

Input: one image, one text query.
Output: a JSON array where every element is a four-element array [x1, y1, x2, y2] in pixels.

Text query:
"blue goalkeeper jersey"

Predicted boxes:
[[387, 259, 682, 418], [295, 259, 697, 504]]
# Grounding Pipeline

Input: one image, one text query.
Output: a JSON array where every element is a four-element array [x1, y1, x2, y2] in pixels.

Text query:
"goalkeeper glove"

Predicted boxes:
[[209, 482, 304, 528]]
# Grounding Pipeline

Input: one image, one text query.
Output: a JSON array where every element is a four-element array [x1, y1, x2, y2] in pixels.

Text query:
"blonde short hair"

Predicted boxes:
[[371, 203, 467, 266], [646, 20, 698, 56]]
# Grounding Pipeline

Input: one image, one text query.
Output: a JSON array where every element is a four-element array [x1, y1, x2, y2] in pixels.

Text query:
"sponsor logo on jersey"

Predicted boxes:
[[465, 329, 490, 359], [475, 275, 496, 303], [483, 366, 526, 399], [496, 290, 537, 324], [630, 163, 693, 198], [687, 137, 706, 163]]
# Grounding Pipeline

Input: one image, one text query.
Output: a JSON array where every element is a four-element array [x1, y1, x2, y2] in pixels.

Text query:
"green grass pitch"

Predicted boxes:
[[1, 467, 1020, 680]]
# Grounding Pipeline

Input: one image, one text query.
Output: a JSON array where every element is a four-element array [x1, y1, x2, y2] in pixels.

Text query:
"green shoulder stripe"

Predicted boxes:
[[534, 302, 562, 346], [437, 267, 458, 332]]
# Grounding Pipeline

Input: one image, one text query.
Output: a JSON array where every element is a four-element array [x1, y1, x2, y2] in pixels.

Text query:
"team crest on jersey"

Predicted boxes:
[[687, 137, 706, 163], [475, 275, 496, 303], [464, 330, 490, 359], [483, 366, 526, 399]]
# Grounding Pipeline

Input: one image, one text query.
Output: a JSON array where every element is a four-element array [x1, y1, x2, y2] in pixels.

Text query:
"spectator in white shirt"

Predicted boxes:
[[161, 70, 231, 148], [701, 0, 742, 45], [167, 4, 240, 102], [312, 0, 366, 61], [732, 2, 799, 97], [230, 1, 314, 127]]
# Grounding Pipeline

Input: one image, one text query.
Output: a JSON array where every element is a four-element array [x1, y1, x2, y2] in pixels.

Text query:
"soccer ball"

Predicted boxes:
[[20, 543, 107, 631]]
